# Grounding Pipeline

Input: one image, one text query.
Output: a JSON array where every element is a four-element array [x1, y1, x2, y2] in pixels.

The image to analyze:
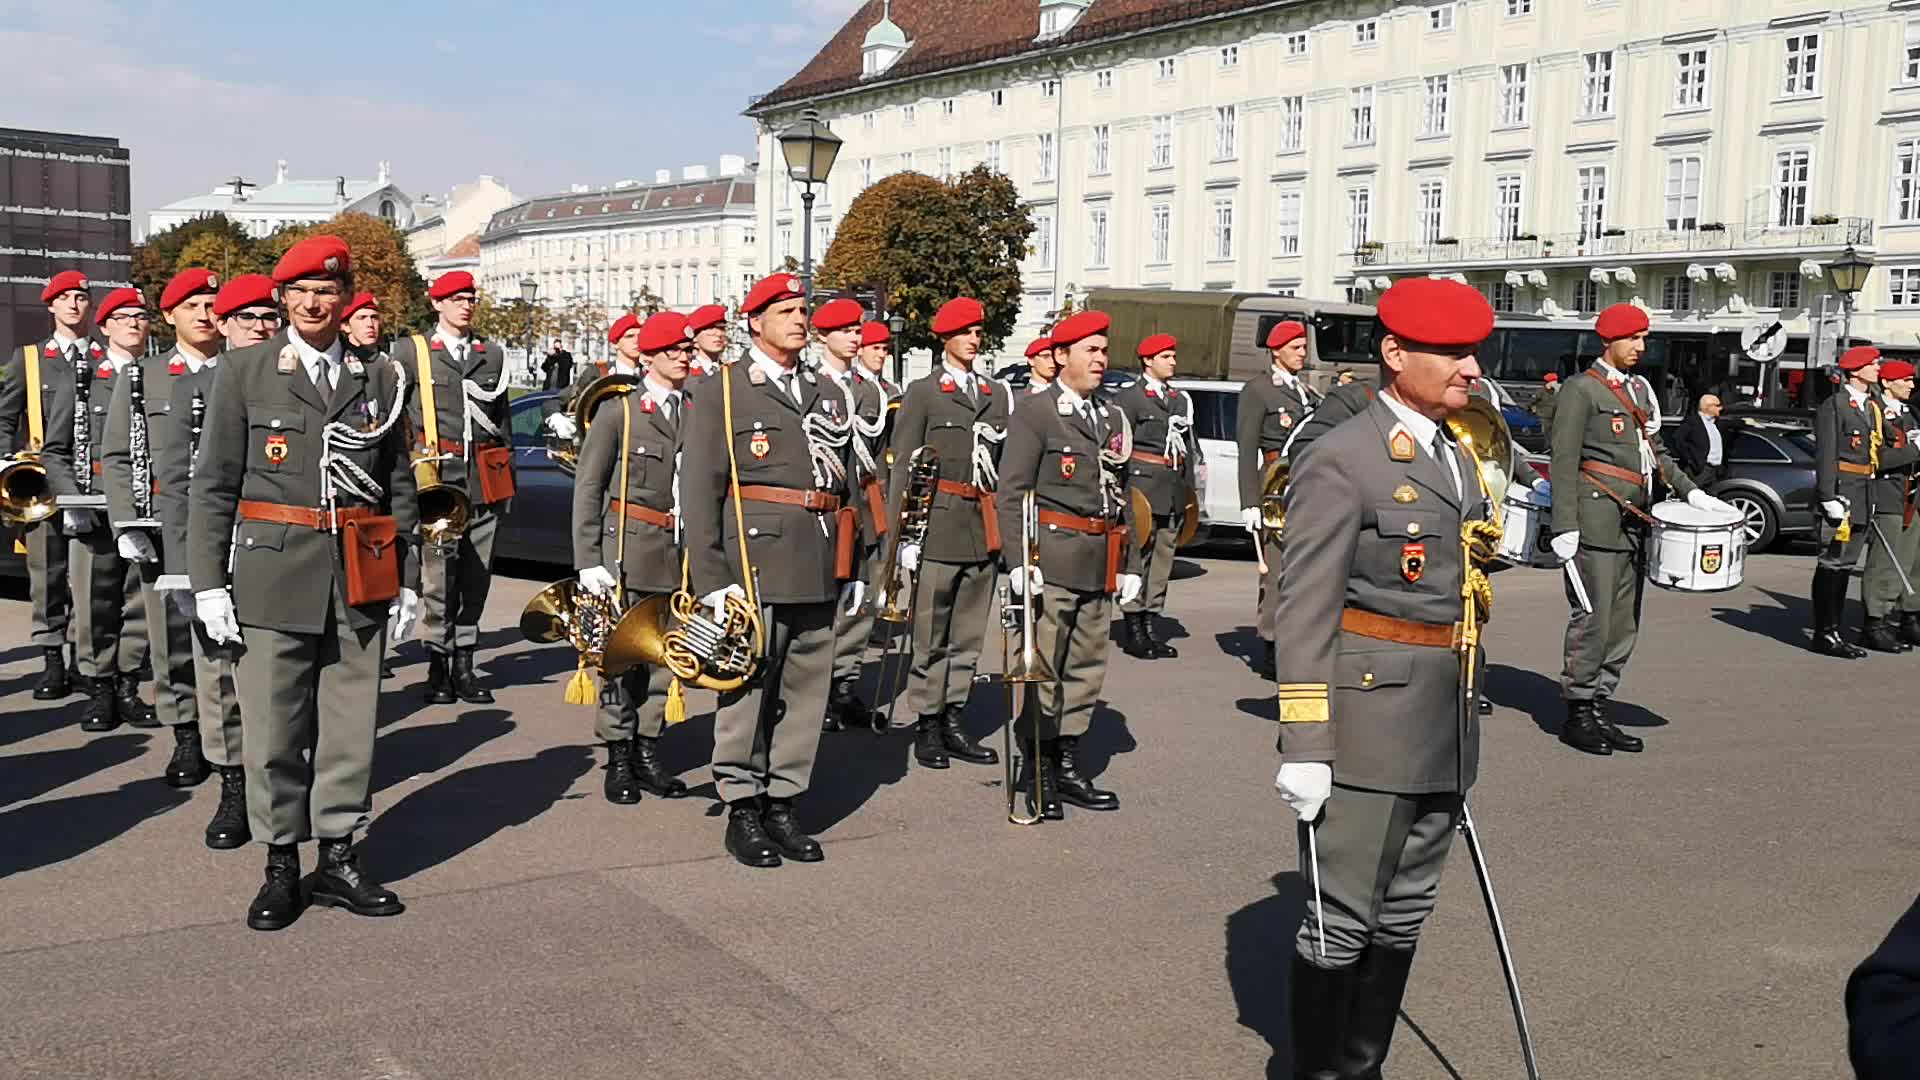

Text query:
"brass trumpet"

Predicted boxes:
[[0, 455, 55, 526], [1001, 490, 1053, 825]]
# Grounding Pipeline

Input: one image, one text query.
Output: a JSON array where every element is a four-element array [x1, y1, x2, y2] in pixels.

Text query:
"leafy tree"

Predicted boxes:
[[132, 214, 259, 304], [816, 171, 944, 296]]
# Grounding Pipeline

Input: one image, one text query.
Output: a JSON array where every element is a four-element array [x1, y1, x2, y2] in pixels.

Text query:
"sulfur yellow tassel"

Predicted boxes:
[[665, 678, 687, 726], [564, 660, 596, 706]]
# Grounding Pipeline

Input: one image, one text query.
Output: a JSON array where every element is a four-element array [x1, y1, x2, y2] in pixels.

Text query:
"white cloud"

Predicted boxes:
[[790, 0, 867, 25]]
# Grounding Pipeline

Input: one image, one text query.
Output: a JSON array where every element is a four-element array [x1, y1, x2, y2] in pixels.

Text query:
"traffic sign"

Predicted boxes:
[[1741, 318, 1788, 362]]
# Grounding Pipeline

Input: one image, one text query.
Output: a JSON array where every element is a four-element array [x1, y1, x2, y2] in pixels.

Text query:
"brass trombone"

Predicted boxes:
[[1000, 490, 1053, 825], [871, 446, 939, 734]]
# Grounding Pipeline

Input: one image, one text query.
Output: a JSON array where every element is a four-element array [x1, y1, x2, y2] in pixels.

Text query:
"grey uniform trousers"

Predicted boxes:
[[235, 584, 384, 846], [830, 544, 882, 686], [1900, 517, 1920, 616], [421, 503, 499, 652], [1561, 544, 1644, 702], [711, 601, 833, 804], [1255, 533, 1284, 642], [1295, 784, 1462, 967], [908, 559, 995, 716], [597, 663, 668, 743], [137, 563, 196, 729], [1013, 586, 1110, 741], [1865, 512, 1914, 617], [1818, 522, 1871, 572], [191, 625, 243, 768], [1121, 516, 1180, 616], [71, 527, 148, 679], [24, 520, 71, 649]]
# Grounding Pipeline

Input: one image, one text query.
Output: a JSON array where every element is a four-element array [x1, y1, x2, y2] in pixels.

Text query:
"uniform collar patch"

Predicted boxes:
[[1388, 424, 1416, 462]]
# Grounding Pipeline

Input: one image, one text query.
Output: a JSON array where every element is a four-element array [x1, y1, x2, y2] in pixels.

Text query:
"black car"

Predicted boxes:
[[495, 391, 575, 567], [1706, 414, 1818, 553]]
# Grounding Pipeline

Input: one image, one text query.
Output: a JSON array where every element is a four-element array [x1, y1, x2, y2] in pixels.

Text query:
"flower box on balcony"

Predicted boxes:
[[1434, 237, 1460, 245], [1811, 213, 1839, 226], [1515, 233, 1539, 242], [1601, 227, 1626, 237], [1697, 222, 1727, 232], [1358, 241, 1384, 252]]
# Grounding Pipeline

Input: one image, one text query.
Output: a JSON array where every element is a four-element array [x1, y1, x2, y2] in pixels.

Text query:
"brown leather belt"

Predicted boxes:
[[934, 478, 1000, 553], [421, 436, 499, 455], [735, 484, 842, 513], [238, 500, 377, 531], [1837, 461, 1874, 477], [1341, 608, 1457, 649], [936, 478, 985, 499], [610, 498, 674, 529], [1038, 508, 1114, 535], [1129, 450, 1172, 467], [1581, 461, 1644, 486], [1579, 462, 1658, 527]]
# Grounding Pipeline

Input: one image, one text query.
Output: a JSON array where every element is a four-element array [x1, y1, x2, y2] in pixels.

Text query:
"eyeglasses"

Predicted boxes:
[[282, 284, 344, 302], [228, 310, 284, 327], [104, 312, 150, 324]]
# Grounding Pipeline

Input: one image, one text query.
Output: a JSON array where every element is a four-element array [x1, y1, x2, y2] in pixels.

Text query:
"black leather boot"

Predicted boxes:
[[310, 836, 405, 917], [1557, 700, 1612, 755], [163, 723, 210, 787], [913, 715, 950, 768], [205, 766, 250, 850], [631, 735, 687, 797], [1289, 953, 1357, 1080], [247, 844, 302, 931], [761, 797, 824, 862], [1825, 569, 1868, 658], [724, 800, 781, 868], [1120, 612, 1152, 659], [940, 705, 998, 765], [821, 680, 847, 732], [1809, 569, 1861, 657], [1341, 947, 1417, 1078], [451, 648, 493, 704], [1590, 698, 1643, 753], [1051, 736, 1118, 811], [423, 652, 456, 704], [603, 740, 642, 804], [32, 645, 69, 700], [116, 673, 158, 728], [1252, 642, 1275, 681], [379, 656, 395, 679], [1144, 614, 1178, 658], [1902, 612, 1920, 647], [79, 678, 118, 732], [1865, 613, 1911, 654]]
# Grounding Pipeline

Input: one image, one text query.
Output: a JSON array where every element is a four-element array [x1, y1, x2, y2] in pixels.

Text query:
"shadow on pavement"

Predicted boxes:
[[1235, 694, 1277, 723], [0, 776, 191, 879], [1170, 557, 1210, 582], [0, 702, 80, 749], [1711, 586, 1809, 650], [1216, 626, 1267, 676], [1224, 871, 1310, 1079], [1486, 663, 1669, 737], [360, 744, 594, 883], [1072, 703, 1136, 780], [807, 719, 912, 835], [372, 710, 515, 793], [0, 732, 151, 809]]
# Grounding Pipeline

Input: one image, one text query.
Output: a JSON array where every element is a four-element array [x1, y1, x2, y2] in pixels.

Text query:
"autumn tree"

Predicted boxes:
[[265, 212, 430, 332]]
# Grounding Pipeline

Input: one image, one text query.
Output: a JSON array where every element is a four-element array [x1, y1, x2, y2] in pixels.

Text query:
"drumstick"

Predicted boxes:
[[1563, 558, 1594, 614]]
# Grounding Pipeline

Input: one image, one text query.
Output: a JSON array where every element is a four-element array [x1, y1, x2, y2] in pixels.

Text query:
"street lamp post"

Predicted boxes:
[[776, 108, 843, 301], [887, 313, 907, 385], [520, 276, 538, 385], [1825, 245, 1875, 355]]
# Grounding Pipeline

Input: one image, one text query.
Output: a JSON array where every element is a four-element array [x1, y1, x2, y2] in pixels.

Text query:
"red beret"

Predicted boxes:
[[607, 312, 641, 345], [1050, 310, 1111, 347], [1881, 359, 1915, 381], [1137, 333, 1177, 358], [271, 235, 351, 284], [40, 270, 90, 304], [1024, 336, 1052, 359], [859, 321, 891, 346], [1265, 320, 1307, 349], [1594, 303, 1650, 342], [812, 297, 863, 331], [159, 268, 219, 312], [1839, 345, 1882, 372], [341, 291, 378, 319], [742, 273, 804, 316], [1377, 279, 1494, 347], [687, 303, 729, 333], [636, 311, 693, 353], [95, 287, 144, 320], [213, 274, 276, 318], [429, 270, 476, 300], [1542, 373, 1559, 384], [931, 296, 985, 336]]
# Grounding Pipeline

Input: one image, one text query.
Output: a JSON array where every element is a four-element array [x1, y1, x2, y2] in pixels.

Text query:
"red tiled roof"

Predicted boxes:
[[444, 232, 481, 259], [751, 0, 1281, 113], [482, 174, 756, 238]]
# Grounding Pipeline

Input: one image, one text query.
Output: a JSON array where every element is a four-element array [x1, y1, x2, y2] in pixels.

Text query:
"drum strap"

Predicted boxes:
[[1579, 462, 1659, 528], [1586, 371, 1673, 489]]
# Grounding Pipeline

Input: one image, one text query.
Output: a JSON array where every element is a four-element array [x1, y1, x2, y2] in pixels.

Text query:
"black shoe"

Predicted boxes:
[[913, 715, 950, 768], [310, 836, 405, 917], [1051, 736, 1118, 811], [1120, 612, 1153, 660], [723, 801, 782, 868], [1478, 697, 1494, 715], [1902, 613, 1920, 648], [762, 798, 824, 862], [1813, 568, 1869, 658], [1865, 614, 1911, 654], [205, 766, 250, 850], [631, 735, 687, 797], [247, 845, 302, 931], [1144, 614, 1179, 659], [603, 740, 642, 804], [423, 652, 456, 704], [1813, 629, 1868, 659], [939, 706, 998, 765], [163, 724, 210, 787], [1290, 953, 1358, 1080], [451, 648, 494, 704], [116, 673, 158, 728], [79, 680, 118, 732], [825, 678, 870, 734], [1342, 947, 1416, 1077], [32, 646, 69, 700], [380, 658, 395, 679], [1590, 699, 1644, 753], [1252, 643, 1275, 681], [1558, 700, 1612, 755]]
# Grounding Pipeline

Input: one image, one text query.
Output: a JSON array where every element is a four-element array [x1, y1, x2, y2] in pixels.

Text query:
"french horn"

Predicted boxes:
[[547, 373, 642, 476]]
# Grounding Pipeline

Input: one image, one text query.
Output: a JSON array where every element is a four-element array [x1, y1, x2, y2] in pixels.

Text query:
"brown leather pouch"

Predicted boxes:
[[1104, 527, 1130, 595], [864, 477, 888, 536], [979, 494, 1002, 554], [476, 445, 516, 504], [834, 507, 857, 580], [342, 515, 401, 607]]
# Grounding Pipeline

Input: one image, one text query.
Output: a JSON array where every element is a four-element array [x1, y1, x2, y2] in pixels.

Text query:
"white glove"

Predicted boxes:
[[578, 565, 618, 597], [899, 542, 921, 572], [1821, 499, 1848, 523], [1116, 573, 1143, 605], [1549, 531, 1580, 562], [1274, 762, 1333, 822], [544, 412, 577, 440], [116, 530, 158, 563], [701, 584, 747, 621], [1241, 506, 1262, 534], [1686, 489, 1735, 516], [194, 588, 241, 645], [388, 587, 420, 641], [63, 509, 93, 534], [1008, 565, 1045, 596], [839, 579, 865, 615]]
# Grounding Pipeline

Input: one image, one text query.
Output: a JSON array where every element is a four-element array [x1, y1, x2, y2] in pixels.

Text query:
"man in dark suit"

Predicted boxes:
[[541, 342, 573, 390], [1670, 393, 1728, 488]]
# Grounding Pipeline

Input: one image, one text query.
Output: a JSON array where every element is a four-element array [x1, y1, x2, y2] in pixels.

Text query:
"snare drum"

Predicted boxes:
[[1496, 480, 1555, 568], [1644, 499, 1746, 592]]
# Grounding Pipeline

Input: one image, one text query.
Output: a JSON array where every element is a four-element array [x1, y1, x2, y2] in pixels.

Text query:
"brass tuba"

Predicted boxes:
[[547, 373, 640, 476], [0, 455, 54, 526], [601, 588, 763, 690]]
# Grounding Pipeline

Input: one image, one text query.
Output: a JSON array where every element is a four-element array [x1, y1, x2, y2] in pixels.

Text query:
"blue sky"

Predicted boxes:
[[0, 0, 862, 221]]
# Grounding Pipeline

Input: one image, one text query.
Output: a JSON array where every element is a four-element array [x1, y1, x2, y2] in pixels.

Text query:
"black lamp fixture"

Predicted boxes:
[[776, 108, 844, 300], [1825, 245, 1874, 298]]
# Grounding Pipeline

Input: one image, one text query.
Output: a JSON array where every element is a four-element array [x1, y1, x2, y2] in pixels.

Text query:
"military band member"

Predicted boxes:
[[1111, 333, 1195, 659], [189, 235, 420, 930], [1548, 304, 1730, 753], [45, 287, 154, 731], [574, 311, 693, 803], [813, 299, 888, 732], [1022, 334, 1055, 394], [889, 297, 1006, 771], [1237, 320, 1315, 680], [1811, 346, 1918, 658], [1861, 358, 1920, 653], [342, 291, 381, 352], [0, 270, 89, 700], [856, 320, 899, 397], [995, 310, 1139, 814], [213, 273, 284, 350], [102, 270, 219, 788], [687, 303, 731, 378], [393, 270, 513, 705], [683, 272, 858, 867], [1884, 361, 1920, 647], [1272, 278, 1497, 1079]]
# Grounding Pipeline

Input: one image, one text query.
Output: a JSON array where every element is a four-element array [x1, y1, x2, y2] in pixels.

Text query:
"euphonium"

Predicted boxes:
[[601, 587, 764, 691], [0, 455, 54, 526], [546, 373, 640, 476], [875, 445, 939, 623]]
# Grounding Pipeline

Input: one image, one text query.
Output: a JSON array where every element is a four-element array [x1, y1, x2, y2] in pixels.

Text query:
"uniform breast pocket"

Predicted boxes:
[[1368, 504, 1443, 591], [740, 511, 782, 545], [1042, 443, 1088, 484], [628, 443, 665, 487], [145, 401, 171, 421], [235, 519, 288, 555], [732, 418, 783, 472], [246, 406, 306, 471], [1334, 651, 1412, 694], [927, 419, 969, 456]]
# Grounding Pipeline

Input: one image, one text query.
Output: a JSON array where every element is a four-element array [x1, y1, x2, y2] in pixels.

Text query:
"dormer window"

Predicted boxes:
[[1037, 0, 1090, 40], [862, 0, 910, 77]]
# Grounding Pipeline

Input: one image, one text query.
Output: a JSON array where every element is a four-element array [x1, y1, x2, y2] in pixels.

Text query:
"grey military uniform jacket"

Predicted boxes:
[[1816, 389, 1920, 524], [995, 386, 1144, 595], [1236, 370, 1316, 511], [1547, 364, 1697, 549], [888, 366, 1009, 564], [0, 337, 86, 461], [101, 350, 196, 534], [392, 332, 513, 506], [1273, 396, 1487, 795], [42, 353, 135, 504], [157, 359, 220, 579], [1111, 378, 1200, 516], [682, 358, 853, 606], [820, 366, 889, 550], [187, 330, 420, 636], [573, 386, 684, 595]]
